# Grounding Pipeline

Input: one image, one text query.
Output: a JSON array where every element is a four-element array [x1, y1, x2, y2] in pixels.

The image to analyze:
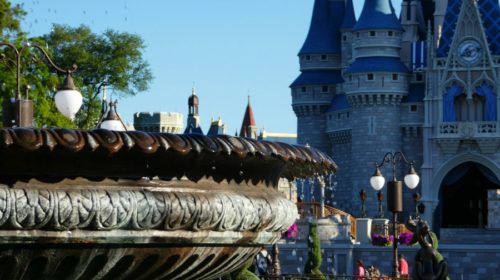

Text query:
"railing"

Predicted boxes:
[[297, 202, 357, 239], [256, 275, 410, 280], [437, 121, 498, 138]]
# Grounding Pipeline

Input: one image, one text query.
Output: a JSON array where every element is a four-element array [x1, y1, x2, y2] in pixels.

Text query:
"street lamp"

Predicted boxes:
[[369, 151, 419, 278], [96, 100, 127, 131], [0, 41, 82, 127]]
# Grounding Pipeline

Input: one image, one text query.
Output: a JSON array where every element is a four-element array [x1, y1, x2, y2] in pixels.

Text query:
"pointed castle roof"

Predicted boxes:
[[341, 0, 357, 30], [188, 87, 198, 107], [299, 0, 345, 55], [239, 96, 257, 138], [353, 0, 403, 31]]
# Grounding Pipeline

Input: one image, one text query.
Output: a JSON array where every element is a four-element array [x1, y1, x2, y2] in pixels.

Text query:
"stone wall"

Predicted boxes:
[[276, 241, 500, 279], [488, 189, 500, 229]]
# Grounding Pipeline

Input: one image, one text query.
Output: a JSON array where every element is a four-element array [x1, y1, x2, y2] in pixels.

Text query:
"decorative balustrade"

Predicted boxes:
[[437, 121, 498, 138], [297, 202, 356, 239]]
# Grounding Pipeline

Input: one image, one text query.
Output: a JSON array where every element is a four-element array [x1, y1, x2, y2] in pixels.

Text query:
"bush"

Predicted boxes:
[[304, 221, 325, 279], [221, 258, 259, 280]]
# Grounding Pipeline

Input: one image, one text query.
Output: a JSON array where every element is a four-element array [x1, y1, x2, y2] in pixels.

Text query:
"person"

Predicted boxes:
[[255, 246, 272, 276], [398, 254, 409, 278], [367, 265, 381, 279], [355, 259, 366, 280], [286, 223, 299, 239]]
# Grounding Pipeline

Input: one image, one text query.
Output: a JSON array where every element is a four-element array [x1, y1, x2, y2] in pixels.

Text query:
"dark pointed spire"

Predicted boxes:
[[239, 96, 257, 138], [341, 0, 357, 30], [353, 0, 403, 31], [299, 0, 345, 55]]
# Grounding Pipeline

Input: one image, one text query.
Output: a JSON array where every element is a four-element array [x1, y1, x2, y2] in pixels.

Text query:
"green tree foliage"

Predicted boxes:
[[221, 258, 259, 280], [304, 221, 325, 279], [39, 24, 153, 128], [0, 0, 26, 123], [0, 1, 152, 129], [0, 0, 25, 40]]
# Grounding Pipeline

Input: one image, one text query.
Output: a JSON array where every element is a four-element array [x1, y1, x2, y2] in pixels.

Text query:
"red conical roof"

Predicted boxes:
[[239, 96, 256, 137]]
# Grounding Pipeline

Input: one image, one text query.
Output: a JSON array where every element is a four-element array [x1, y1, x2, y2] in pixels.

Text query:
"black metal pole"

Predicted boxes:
[[392, 211, 400, 278]]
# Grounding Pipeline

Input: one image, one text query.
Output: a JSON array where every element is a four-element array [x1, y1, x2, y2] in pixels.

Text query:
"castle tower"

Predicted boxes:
[[239, 96, 258, 139], [340, 0, 356, 68], [400, 0, 433, 67], [290, 0, 345, 153], [343, 0, 410, 214], [184, 87, 203, 134]]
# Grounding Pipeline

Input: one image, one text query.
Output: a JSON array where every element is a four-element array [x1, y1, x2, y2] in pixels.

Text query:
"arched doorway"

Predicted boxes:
[[439, 162, 500, 228]]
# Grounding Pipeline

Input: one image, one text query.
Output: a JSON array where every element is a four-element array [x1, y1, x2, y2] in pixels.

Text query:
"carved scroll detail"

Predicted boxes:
[[0, 186, 297, 232]]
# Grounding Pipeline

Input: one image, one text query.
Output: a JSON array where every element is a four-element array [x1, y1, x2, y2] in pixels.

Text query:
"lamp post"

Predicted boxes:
[[359, 189, 367, 218], [377, 190, 384, 218], [0, 41, 82, 127], [369, 151, 419, 278], [96, 99, 127, 131]]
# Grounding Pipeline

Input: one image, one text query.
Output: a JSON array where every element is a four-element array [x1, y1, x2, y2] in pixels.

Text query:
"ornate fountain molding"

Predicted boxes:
[[0, 128, 336, 279]]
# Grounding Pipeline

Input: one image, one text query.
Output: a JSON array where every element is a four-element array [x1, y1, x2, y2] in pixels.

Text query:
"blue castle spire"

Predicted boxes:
[[353, 0, 403, 31], [341, 0, 357, 30], [299, 0, 345, 55]]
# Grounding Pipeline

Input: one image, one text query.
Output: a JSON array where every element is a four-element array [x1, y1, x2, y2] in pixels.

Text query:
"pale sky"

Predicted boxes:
[[16, 0, 402, 133]]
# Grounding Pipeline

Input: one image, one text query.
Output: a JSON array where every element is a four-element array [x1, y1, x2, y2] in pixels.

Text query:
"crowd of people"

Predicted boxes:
[[355, 254, 409, 279]]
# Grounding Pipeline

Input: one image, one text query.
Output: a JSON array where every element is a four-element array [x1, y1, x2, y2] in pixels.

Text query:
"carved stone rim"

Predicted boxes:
[[0, 229, 280, 245], [0, 179, 297, 233], [0, 128, 337, 186]]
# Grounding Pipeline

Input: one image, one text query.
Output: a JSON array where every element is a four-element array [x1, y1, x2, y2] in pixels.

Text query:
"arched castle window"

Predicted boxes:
[[476, 82, 496, 121], [454, 94, 466, 121], [443, 84, 463, 122], [444, 82, 496, 122]]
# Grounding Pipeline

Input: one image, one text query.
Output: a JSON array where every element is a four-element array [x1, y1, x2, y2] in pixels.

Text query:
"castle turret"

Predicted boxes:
[[291, 0, 345, 153], [343, 0, 410, 214], [184, 87, 203, 134], [340, 0, 357, 67], [239, 96, 258, 139], [400, 0, 432, 66]]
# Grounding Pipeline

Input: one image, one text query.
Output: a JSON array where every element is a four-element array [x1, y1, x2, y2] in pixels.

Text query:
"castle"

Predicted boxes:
[[292, 0, 500, 234]]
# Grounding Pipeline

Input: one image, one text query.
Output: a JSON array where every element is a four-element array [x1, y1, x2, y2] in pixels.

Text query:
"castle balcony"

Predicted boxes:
[[437, 121, 498, 138], [435, 121, 500, 154]]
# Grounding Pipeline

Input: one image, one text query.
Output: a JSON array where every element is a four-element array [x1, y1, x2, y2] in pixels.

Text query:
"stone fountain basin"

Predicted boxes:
[[0, 128, 335, 279]]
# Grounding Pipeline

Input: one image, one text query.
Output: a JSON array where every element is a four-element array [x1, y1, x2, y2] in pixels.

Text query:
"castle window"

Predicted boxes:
[[454, 94, 468, 121], [367, 73, 374, 80], [392, 73, 399, 80], [368, 116, 376, 135], [348, 75, 353, 82], [388, 31, 394, 37], [416, 73, 423, 81], [321, 86, 329, 93], [343, 35, 347, 41], [370, 31, 376, 37], [301, 86, 306, 92], [356, 32, 360, 38], [305, 55, 311, 61], [410, 105, 418, 112], [321, 55, 328, 61]]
